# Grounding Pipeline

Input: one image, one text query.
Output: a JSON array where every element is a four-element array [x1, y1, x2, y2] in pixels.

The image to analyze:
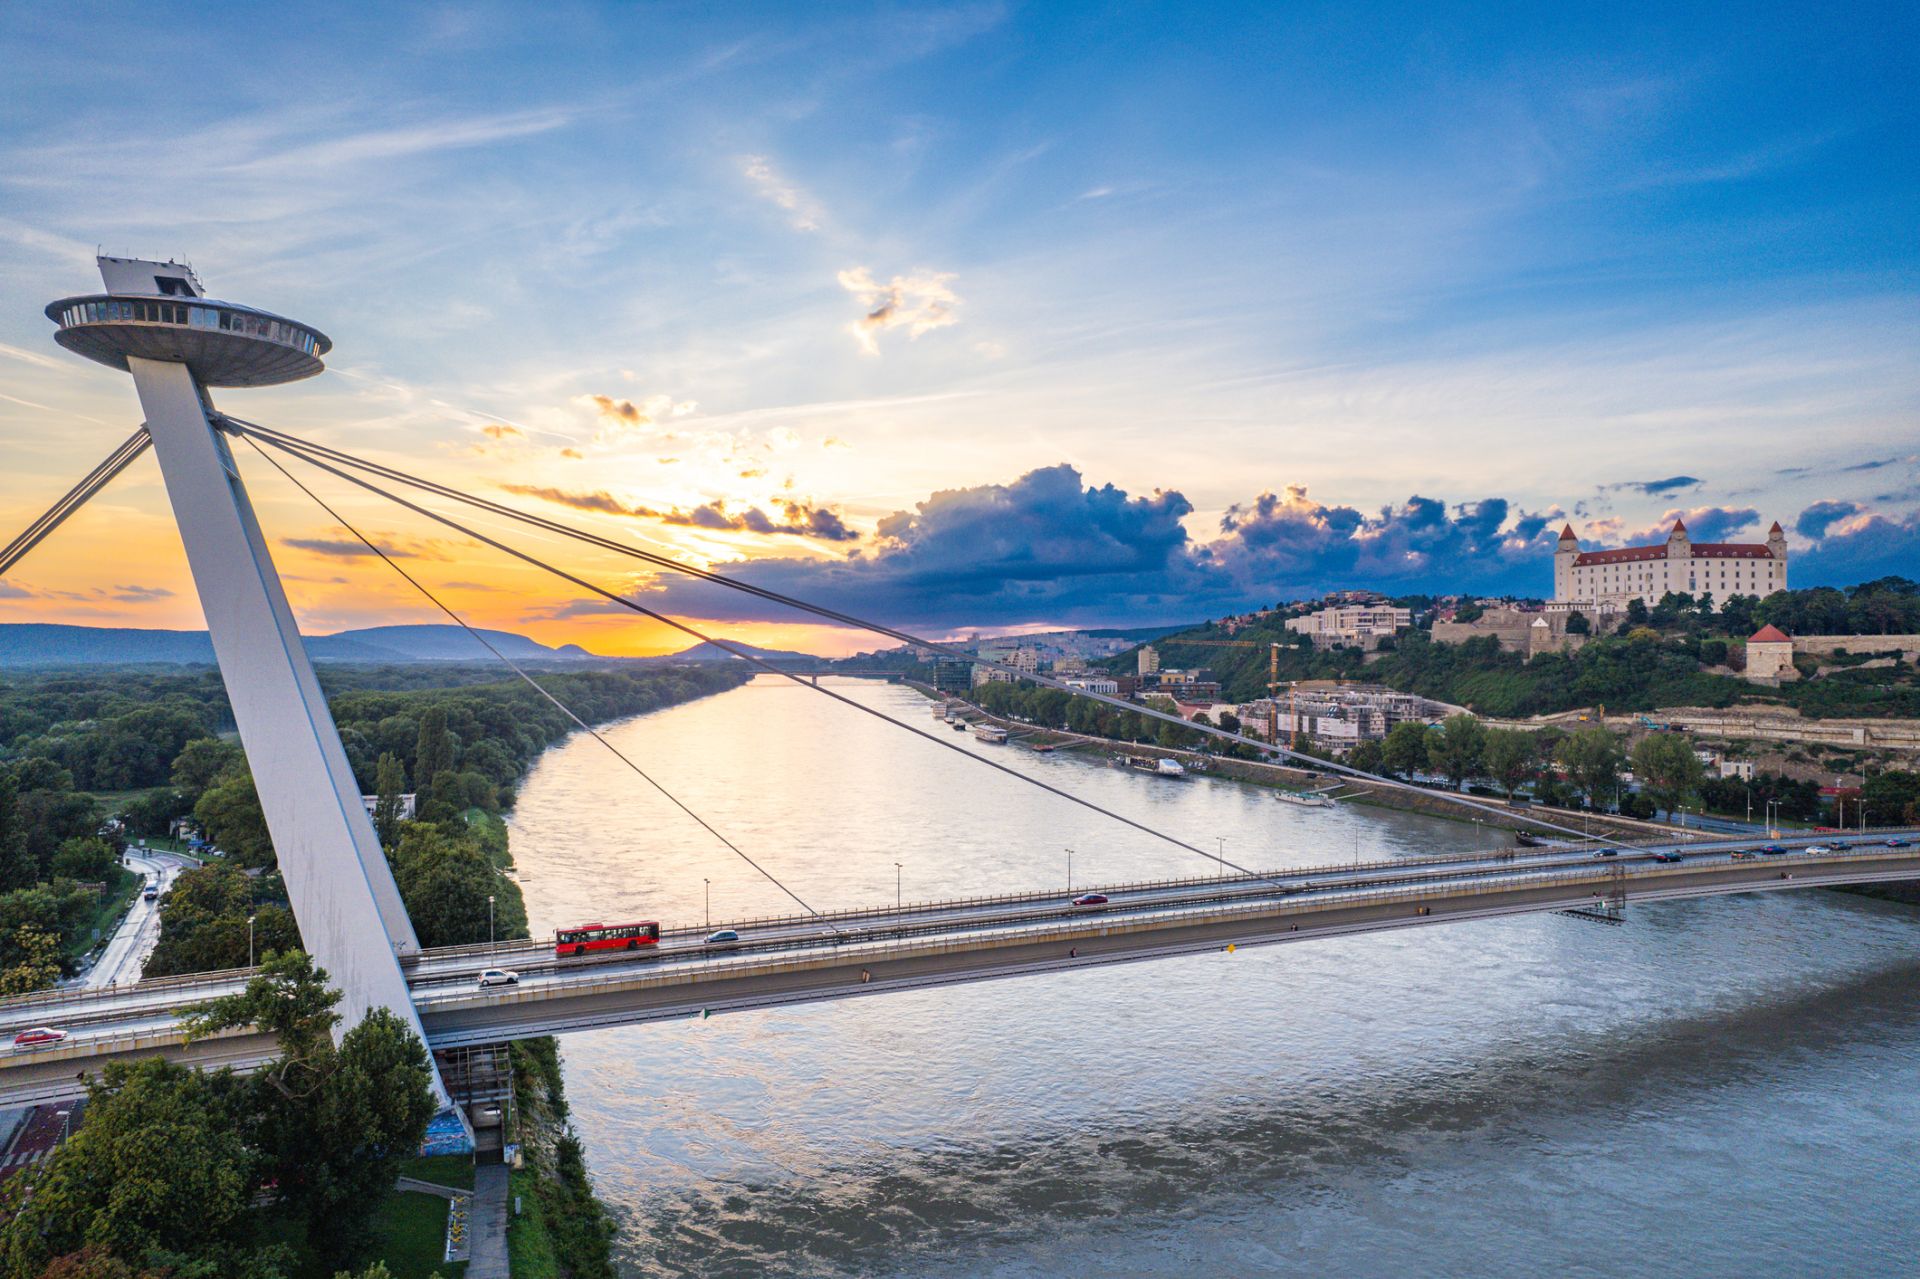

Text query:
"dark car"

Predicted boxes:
[[1592, 849, 1619, 859], [1071, 893, 1110, 907], [1885, 838, 1910, 849], [1758, 844, 1787, 855], [1651, 851, 1682, 863], [1731, 850, 1755, 861]]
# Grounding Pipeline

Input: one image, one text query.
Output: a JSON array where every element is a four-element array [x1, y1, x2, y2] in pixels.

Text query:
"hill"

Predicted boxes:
[[658, 640, 819, 664], [0, 622, 600, 667]]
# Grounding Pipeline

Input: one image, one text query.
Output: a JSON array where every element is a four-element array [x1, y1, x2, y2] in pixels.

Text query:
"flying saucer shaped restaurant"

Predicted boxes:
[[45, 294, 330, 388]]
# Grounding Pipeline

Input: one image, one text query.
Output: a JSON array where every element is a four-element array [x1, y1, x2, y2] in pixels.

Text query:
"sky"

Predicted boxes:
[[0, 2, 1915, 656]]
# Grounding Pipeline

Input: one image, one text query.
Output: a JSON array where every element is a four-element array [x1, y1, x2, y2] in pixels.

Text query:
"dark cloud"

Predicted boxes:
[[1795, 508, 1920, 586], [1795, 500, 1864, 540], [1607, 476, 1703, 497], [500, 486, 857, 542], [632, 466, 1563, 629], [1619, 506, 1759, 545], [283, 534, 443, 560], [0, 581, 33, 599], [110, 584, 174, 603]]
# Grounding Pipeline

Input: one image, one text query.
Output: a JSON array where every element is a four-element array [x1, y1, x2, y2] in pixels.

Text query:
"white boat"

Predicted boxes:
[[1124, 755, 1186, 778], [972, 724, 1009, 744], [932, 703, 950, 719], [1275, 788, 1336, 808]]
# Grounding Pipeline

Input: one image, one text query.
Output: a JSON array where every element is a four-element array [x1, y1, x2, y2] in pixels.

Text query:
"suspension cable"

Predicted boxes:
[[237, 434, 831, 922], [1, 427, 152, 576], [244, 429, 1272, 878], [222, 416, 1592, 841]]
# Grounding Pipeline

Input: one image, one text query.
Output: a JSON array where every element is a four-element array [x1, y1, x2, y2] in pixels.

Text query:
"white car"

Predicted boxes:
[[1804, 845, 1833, 856], [476, 967, 520, 988]]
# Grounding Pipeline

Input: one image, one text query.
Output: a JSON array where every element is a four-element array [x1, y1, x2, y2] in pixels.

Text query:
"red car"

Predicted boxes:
[[1071, 893, 1110, 907], [12, 1027, 67, 1049]]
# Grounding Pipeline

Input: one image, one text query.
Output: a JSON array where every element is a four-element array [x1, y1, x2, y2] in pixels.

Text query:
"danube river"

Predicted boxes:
[[506, 676, 1920, 1277]]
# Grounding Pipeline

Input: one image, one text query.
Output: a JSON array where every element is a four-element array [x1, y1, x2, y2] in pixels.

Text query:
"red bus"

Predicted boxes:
[[554, 921, 661, 957]]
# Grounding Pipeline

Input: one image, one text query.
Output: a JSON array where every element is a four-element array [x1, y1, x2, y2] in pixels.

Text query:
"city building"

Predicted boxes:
[[932, 657, 974, 694], [1431, 606, 1587, 658], [1242, 684, 1445, 749], [1137, 645, 1160, 677], [1062, 675, 1120, 696], [1284, 604, 1412, 650], [1554, 519, 1787, 607], [1745, 624, 1796, 682]]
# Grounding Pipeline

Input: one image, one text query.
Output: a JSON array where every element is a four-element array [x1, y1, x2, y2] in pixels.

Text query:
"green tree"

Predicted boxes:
[[1631, 732, 1705, 819], [0, 1060, 254, 1278], [0, 774, 30, 892], [0, 923, 61, 995], [391, 824, 502, 948], [1564, 610, 1591, 635], [371, 752, 407, 852], [1348, 739, 1386, 775], [185, 949, 340, 1098], [194, 768, 275, 869], [169, 737, 243, 805], [414, 707, 454, 788], [1861, 770, 1920, 826], [52, 835, 116, 882], [1381, 721, 1431, 777], [1427, 713, 1487, 788], [1481, 729, 1536, 798], [1557, 728, 1624, 808]]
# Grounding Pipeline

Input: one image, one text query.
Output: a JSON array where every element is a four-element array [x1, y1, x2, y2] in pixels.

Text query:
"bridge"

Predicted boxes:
[[6, 256, 1917, 1130], [2, 829, 1915, 1106]]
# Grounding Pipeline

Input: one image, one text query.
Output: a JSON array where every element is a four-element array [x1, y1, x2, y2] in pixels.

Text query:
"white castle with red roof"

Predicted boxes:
[[1553, 517, 1787, 607]]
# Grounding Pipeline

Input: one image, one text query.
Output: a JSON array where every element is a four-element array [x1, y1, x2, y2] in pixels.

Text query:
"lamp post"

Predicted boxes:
[[1066, 847, 1074, 893], [894, 862, 903, 909], [247, 914, 256, 968], [703, 878, 711, 931], [488, 894, 496, 953]]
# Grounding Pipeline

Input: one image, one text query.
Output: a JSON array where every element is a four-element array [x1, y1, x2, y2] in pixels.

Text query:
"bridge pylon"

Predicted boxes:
[[46, 258, 440, 1094]]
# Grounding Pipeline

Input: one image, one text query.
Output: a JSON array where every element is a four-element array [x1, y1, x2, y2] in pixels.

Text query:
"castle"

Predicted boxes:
[[1553, 518, 1787, 608]]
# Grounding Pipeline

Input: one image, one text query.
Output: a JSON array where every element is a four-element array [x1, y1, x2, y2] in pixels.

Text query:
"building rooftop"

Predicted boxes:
[[1750, 624, 1792, 643]]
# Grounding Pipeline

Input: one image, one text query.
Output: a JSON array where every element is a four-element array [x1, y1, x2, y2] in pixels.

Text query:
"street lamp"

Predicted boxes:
[[247, 913, 256, 968], [1066, 847, 1074, 893], [894, 862, 903, 909], [703, 878, 711, 930], [488, 894, 496, 952]]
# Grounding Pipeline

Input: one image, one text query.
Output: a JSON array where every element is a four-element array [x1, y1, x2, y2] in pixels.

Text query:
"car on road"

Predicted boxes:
[[1592, 849, 1619, 858], [11, 1027, 67, 1049], [1071, 893, 1110, 907], [1651, 851, 1682, 863], [475, 968, 519, 988], [142, 884, 159, 901], [1730, 850, 1755, 861], [1757, 844, 1787, 855], [1886, 838, 1910, 849], [704, 928, 742, 947], [1805, 844, 1833, 856]]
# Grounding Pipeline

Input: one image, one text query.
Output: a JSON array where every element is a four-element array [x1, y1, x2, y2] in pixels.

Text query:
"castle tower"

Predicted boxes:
[[46, 258, 435, 1082], [1553, 524, 1579, 600], [1665, 516, 1690, 560]]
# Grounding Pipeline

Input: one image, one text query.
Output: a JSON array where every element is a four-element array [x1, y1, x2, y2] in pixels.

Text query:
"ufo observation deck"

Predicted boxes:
[[46, 294, 330, 388]]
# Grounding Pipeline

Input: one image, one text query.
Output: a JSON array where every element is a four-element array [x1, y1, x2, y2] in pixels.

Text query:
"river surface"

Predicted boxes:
[[506, 676, 1920, 1277]]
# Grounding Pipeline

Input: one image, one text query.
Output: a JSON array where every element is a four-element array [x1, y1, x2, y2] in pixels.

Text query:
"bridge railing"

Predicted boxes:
[[412, 827, 1862, 962], [417, 843, 1920, 1014]]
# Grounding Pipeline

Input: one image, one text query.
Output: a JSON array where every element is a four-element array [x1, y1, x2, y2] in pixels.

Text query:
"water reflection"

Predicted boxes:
[[505, 677, 1920, 1277]]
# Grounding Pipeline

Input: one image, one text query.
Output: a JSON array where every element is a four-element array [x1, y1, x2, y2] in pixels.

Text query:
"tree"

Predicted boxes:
[[0, 1060, 254, 1278], [1381, 721, 1431, 777], [1564, 610, 1591, 635], [1862, 770, 1920, 826], [1481, 729, 1536, 798], [0, 923, 61, 995], [169, 737, 243, 805], [194, 768, 275, 869], [1427, 714, 1487, 789], [372, 752, 407, 852], [392, 824, 501, 948], [1631, 732, 1705, 819], [52, 835, 116, 882], [0, 774, 29, 892], [1348, 739, 1386, 776], [185, 949, 340, 1098], [1625, 597, 1650, 627], [414, 707, 454, 788], [1557, 728, 1624, 808]]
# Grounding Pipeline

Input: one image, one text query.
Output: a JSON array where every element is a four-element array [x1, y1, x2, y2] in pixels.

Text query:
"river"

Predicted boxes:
[[505, 675, 1920, 1277]]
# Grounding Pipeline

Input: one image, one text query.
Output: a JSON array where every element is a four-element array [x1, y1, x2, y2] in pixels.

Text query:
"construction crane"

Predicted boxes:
[[1152, 638, 1294, 748]]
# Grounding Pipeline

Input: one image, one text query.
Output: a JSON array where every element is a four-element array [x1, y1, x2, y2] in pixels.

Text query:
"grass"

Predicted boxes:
[[505, 1167, 562, 1279], [400, 1153, 476, 1191], [368, 1190, 465, 1279], [67, 865, 137, 962]]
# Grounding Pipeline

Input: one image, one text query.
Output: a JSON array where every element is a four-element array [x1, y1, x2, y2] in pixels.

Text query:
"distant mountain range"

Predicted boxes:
[[0, 623, 599, 668], [659, 640, 820, 664]]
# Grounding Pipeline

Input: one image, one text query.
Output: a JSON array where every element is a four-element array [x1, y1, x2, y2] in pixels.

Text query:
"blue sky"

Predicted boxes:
[[0, 2, 1914, 649]]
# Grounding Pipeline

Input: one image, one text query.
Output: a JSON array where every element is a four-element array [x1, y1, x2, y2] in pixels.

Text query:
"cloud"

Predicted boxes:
[[741, 155, 821, 231], [481, 424, 524, 440], [579, 393, 698, 441], [1613, 475, 1703, 496], [283, 533, 445, 560], [110, 584, 174, 603], [630, 465, 1566, 629], [1619, 505, 1759, 544], [0, 581, 33, 599], [1795, 499, 1865, 540], [498, 485, 857, 541], [836, 267, 960, 354], [1795, 508, 1920, 586]]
